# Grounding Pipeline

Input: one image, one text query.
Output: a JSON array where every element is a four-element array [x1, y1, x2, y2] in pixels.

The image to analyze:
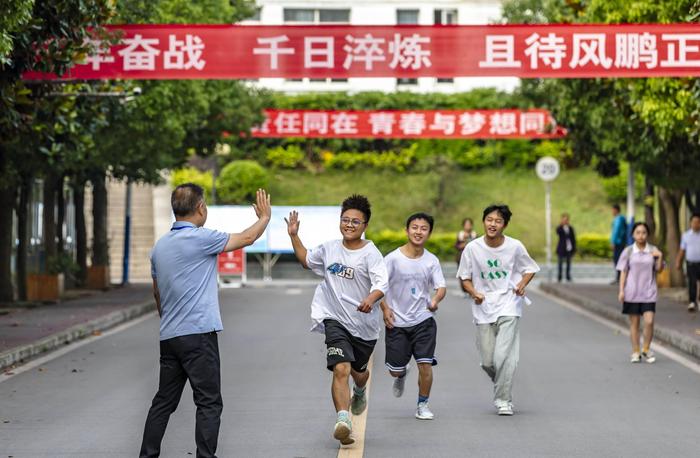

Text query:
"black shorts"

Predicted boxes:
[[385, 317, 437, 372], [622, 302, 656, 315], [324, 319, 377, 373]]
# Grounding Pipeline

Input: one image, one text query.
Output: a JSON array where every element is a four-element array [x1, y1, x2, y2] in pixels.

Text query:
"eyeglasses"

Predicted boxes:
[[340, 217, 366, 227]]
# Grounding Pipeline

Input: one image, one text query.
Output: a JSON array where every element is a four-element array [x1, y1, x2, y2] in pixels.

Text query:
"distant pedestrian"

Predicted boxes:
[[555, 213, 576, 282], [610, 204, 628, 283], [675, 213, 700, 312], [380, 212, 446, 420], [457, 204, 539, 416], [616, 222, 663, 364], [140, 185, 271, 458], [455, 217, 477, 292], [285, 194, 388, 446]]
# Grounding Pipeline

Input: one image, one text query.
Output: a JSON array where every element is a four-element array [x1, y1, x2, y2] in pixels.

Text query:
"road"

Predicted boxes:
[[1, 284, 699, 457]]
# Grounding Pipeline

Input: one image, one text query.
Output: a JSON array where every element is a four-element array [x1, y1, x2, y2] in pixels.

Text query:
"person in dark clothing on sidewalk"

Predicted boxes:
[[610, 204, 628, 283], [675, 213, 700, 312], [555, 213, 576, 282], [139, 184, 271, 458]]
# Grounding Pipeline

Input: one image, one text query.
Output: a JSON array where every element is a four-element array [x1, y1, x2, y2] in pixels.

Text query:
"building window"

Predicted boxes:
[[434, 9, 458, 25], [284, 9, 350, 84], [249, 7, 261, 21], [397, 9, 419, 25], [284, 8, 350, 24], [284, 8, 315, 23]]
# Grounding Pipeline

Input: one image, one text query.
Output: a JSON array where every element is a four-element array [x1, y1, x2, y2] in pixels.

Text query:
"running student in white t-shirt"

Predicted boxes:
[[379, 212, 446, 421], [285, 194, 388, 446], [457, 204, 539, 416]]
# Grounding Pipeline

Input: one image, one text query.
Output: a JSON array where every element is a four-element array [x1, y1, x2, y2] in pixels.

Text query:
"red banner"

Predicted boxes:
[[251, 109, 565, 139], [22, 24, 700, 80]]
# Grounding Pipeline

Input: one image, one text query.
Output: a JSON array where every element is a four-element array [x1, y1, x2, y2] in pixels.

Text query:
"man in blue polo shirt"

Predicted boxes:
[[140, 184, 271, 458]]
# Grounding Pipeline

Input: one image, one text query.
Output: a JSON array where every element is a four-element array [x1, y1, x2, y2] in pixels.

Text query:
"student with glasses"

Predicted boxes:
[[285, 194, 388, 446]]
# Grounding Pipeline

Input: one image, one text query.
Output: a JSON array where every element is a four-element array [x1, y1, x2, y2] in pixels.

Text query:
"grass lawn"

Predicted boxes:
[[268, 167, 625, 258]]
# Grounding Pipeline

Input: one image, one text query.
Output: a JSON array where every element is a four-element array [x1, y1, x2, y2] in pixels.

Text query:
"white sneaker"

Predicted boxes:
[[497, 404, 514, 416], [392, 365, 410, 398], [415, 401, 434, 420], [642, 351, 656, 363], [333, 417, 354, 445], [688, 302, 697, 312], [630, 352, 641, 363]]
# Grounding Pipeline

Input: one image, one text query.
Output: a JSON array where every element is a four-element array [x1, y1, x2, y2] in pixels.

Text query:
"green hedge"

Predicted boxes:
[[367, 230, 611, 261], [576, 233, 611, 259], [266, 145, 305, 169], [171, 167, 213, 202], [216, 160, 269, 204], [367, 229, 457, 260]]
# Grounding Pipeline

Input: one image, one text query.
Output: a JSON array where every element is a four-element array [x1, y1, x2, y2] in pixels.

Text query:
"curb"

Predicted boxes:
[[539, 283, 700, 360], [0, 300, 156, 372]]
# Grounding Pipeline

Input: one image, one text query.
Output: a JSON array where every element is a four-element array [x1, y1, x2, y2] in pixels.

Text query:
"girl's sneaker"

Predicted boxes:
[[630, 352, 641, 363], [642, 351, 656, 363]]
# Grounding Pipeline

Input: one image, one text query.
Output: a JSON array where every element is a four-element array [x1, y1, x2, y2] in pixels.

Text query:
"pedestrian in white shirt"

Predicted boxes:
[[457, 204, 539, 416], [285, 195, 388, 446], [675, 213, 700, 312], [379, 213, 446, 420]]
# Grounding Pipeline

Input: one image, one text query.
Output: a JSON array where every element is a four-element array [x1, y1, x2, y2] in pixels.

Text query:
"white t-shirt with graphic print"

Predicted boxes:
[[384, 248, 446, 327], [307, 239, 389, 341], [457, 235, 540, 324]]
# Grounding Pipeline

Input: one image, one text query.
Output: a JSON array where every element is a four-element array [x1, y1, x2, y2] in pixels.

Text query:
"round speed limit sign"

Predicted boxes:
[[535, 156, 560, 182]]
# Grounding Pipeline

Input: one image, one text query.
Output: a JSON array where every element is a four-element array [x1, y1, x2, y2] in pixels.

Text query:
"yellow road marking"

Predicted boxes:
[[337, 354, 374, 458]]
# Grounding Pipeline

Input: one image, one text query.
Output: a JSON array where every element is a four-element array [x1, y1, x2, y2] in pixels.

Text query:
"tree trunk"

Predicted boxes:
[[43, 173, 58, 273], [73, 180, 87, 287], [658, 187, 684, 287], [16, 176, 31, 301], [644, 179, 656, 244], [0, 185, 15, 303], [91, 172, 109, 267], [686, 190, 700, 215]]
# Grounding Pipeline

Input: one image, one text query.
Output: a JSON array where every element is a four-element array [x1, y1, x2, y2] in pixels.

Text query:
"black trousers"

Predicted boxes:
[[140, 332, 222, 458], [557, 254, 572, 281], [687, 262, 700, 304], [613, 244, 625, 280]]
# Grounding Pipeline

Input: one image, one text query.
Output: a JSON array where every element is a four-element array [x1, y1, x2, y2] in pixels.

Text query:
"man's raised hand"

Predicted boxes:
[[285, 210, 300, 236], [253, 189, 272, 220]]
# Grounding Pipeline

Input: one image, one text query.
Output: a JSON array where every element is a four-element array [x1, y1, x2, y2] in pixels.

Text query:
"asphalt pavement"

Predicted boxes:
[[1, 284, 699, 457]]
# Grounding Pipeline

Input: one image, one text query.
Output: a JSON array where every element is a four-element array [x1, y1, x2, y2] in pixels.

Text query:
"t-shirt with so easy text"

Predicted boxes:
[[457, 235, 540, 324]]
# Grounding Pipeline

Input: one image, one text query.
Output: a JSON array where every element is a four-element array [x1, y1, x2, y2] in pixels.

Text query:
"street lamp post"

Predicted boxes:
[[536, 156, 561, 282]]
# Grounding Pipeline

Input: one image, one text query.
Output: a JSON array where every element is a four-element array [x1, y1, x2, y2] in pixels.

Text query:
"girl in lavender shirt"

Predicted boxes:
[[616, 222, 664, 364]]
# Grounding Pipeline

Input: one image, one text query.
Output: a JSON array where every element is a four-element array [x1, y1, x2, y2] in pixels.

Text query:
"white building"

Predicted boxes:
[[241, 0, 519, 94]]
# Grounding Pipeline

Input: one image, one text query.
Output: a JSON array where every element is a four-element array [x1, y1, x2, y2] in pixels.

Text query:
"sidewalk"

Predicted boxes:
[[540, 282, 700, 360], [0, 284, 155, 371]]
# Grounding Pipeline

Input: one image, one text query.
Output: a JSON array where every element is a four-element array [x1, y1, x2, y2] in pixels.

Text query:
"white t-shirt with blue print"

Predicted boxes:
[[306, 240, 389, 341]]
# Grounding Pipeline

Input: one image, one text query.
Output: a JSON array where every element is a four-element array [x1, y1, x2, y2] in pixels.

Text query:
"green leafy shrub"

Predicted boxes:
[[324, 147, 416, 172], [216, 160, 269, 204], [367, 229, 457, 261], [600, 162, 643, 204], [266, 145, 305, 169], [171, 167, 213, 201], [576, 233, 611, 259]]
